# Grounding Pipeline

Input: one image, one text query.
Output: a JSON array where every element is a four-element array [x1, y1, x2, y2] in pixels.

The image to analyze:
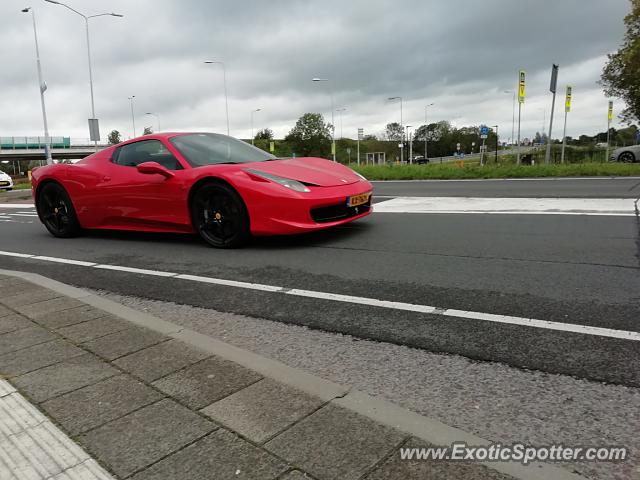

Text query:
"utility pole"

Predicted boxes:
[[545, 64, 559, 164], [560, 86, 572, 164]]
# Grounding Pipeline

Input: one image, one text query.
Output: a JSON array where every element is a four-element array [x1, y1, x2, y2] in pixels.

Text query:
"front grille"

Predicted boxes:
[[311, 199, 371, 223]]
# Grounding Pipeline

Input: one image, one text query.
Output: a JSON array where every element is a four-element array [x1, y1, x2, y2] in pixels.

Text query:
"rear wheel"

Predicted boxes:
[[37, 182, 81, 238], [619, 152, 636, 163], [191, 182, 250, 248]]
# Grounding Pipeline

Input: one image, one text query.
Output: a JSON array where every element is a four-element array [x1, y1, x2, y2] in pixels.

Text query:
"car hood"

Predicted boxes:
[[246, 157, 361, 187]]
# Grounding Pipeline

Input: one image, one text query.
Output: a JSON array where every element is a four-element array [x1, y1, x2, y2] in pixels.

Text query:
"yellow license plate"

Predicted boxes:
[[347, 192, 371, 207]]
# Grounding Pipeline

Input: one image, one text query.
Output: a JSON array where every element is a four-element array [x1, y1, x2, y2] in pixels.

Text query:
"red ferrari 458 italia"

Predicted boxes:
[[31, 132, 373, 247]]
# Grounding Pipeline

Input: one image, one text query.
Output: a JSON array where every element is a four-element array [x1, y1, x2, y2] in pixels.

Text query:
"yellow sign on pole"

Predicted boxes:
[[518, 70, 526, 103], [565, 85, 572, 112], [331, 142, 336, 155], [269, 141, 275, 153], [607, 101, 613, 122]]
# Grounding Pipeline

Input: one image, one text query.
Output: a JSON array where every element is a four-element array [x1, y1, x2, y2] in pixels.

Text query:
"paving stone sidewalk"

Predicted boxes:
[[0, 273, 521, 479]]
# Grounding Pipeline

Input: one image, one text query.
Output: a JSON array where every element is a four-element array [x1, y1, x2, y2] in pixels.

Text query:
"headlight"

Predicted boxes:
[[354, 171, 367, 181], [245, 169, 310, 192]]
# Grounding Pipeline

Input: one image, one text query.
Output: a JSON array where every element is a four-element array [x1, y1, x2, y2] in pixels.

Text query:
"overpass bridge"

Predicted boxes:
[[0, 136, 108, 164], [0, 146, 104, 162]]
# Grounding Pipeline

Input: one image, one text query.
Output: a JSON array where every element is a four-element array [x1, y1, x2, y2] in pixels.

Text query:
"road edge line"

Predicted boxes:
[[0, 269, 587, 480]]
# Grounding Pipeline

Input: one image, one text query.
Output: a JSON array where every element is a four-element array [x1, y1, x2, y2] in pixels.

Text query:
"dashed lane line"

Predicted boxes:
[[0, 249, 638, 342]]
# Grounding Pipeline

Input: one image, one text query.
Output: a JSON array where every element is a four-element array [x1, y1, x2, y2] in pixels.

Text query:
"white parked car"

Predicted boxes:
[[0, 171, 13, 191], [610, 145, 640, 163]]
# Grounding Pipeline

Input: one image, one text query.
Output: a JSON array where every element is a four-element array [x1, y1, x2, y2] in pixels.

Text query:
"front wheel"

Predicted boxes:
[[37, 182, 82, 238], [190, 183, 250, 248]]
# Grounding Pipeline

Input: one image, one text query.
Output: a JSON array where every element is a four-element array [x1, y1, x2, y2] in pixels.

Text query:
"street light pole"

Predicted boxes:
[[45, 1, 123, 151], [22, 7, 52, 165], [250, 108, 261, 145], [204, 61, 230, 136], [144, 112, 161, 132], [406, 125, 413, 163], [504, 90, 515, 145], [424, 103, 434, 160], [128, 96, 136, 137], [493, 125, 499, 163], [312, 78, 336, 161], [336, 107, 346, 139], [388, 96, 403, 163]]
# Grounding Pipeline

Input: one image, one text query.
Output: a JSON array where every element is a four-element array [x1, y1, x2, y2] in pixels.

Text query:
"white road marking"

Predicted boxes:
[[0, 250, 35, 258], [0, 203, 35, 208], [8, 213, 38, 217], [0, 250, 638, 342], [32, 255, 97, 267], [93, 264, 177, 277], [176, 273, 283, 292], [373, 196, 636, 216]]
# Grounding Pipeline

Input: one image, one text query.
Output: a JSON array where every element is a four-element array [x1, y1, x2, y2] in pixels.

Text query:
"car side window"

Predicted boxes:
[[113, 140, 183, 170]]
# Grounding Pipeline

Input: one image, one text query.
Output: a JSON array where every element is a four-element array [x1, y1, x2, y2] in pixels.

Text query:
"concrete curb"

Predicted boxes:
[[0, 190, 32, 203], [0, 269, 586, 480]]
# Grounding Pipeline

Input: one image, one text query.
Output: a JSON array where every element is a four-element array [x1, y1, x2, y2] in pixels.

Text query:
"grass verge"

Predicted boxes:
[[352, 162, 640, 180]]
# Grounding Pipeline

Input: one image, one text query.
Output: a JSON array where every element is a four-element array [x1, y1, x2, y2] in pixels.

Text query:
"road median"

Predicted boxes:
[[353, 162, 640, 180]]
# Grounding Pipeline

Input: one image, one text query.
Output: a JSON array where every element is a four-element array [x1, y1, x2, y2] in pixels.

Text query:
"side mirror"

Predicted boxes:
[[136, 161, 174, 179]]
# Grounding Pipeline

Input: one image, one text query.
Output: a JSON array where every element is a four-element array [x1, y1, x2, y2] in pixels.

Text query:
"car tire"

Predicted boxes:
[[37, 182, 82, 238], [190, 182, 250, 248], [619, 152, 636, 163]]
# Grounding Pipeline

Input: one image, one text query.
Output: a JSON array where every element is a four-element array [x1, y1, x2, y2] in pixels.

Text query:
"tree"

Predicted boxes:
[[143, 126, 153, 135], [384, 122, 403, 141], [601, 0, 640, 123], [254, 128, 274, 140], [284, 113, 332, 157], [362, 134, 377, 141], [107, 130, 122, 145]]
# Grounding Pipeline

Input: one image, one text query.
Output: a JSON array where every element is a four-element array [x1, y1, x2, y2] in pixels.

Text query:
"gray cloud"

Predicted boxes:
[[0, 0, 631, 143]]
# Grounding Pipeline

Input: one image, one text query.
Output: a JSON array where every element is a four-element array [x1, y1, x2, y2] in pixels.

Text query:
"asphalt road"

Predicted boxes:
[[373, 176, 640, 198], [1, 178, 639, 387]]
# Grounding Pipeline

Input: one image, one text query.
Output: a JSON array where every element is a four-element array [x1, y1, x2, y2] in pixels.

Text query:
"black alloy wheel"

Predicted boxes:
[[191, 182, 250, 248], [37, 182, 81, 238], [619, 152, 636, 163]]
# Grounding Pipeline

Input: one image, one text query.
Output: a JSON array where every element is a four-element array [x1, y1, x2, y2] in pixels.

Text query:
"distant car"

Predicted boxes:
[[30, 132, 373, 248], [610, 145, 639, 163], [0, 171, 13, 190], [412, 155, 429, 165]]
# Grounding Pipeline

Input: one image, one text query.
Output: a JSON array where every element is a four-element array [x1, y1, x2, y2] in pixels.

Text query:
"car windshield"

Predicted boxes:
[[170, 133, 276, 167]]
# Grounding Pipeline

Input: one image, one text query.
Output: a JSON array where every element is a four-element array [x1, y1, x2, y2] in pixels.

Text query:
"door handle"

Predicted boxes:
[[102, 176, 111, 182]]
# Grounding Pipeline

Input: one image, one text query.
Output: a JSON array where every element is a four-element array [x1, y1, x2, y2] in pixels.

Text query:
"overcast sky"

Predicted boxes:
[[0, 0, 632, 143]]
